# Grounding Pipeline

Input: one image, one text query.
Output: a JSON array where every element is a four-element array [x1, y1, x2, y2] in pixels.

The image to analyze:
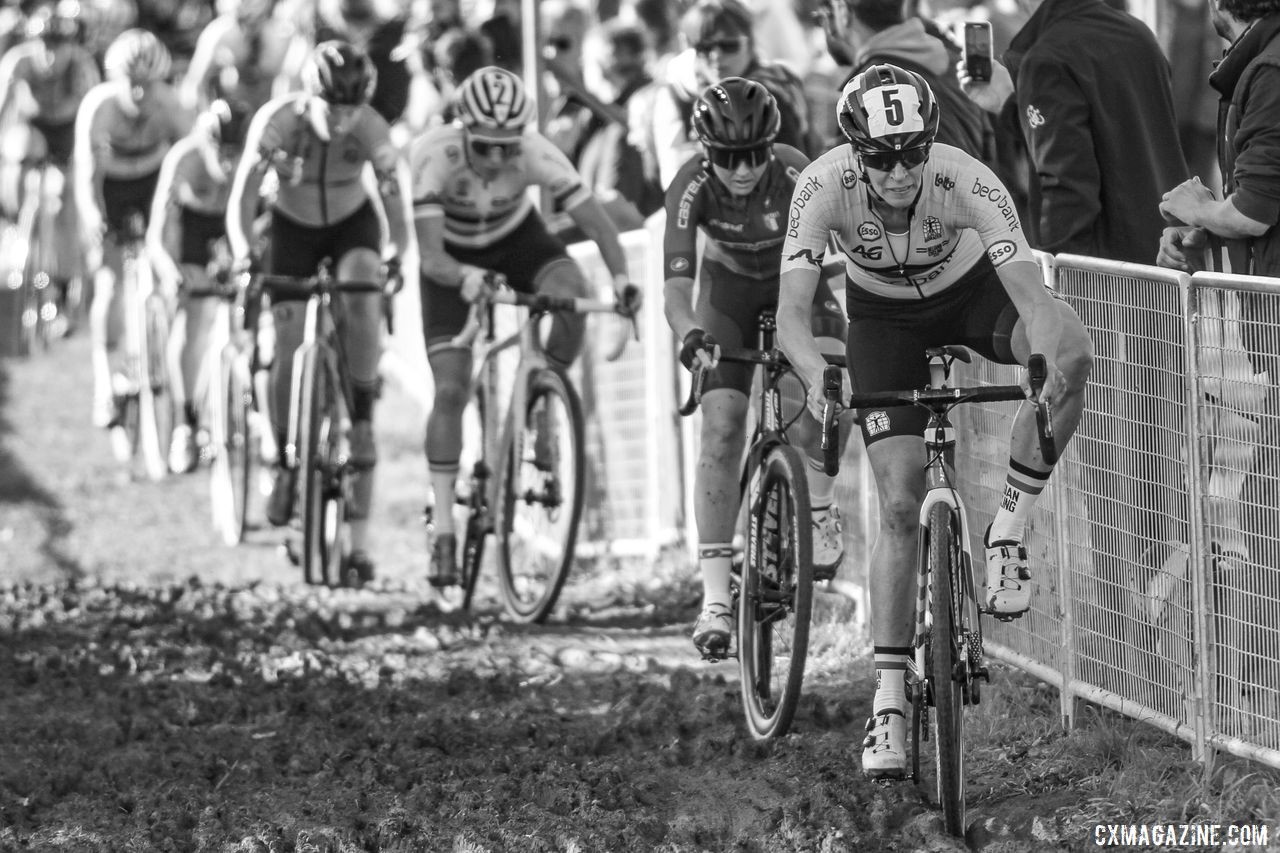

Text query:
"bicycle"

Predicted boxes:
[[9, 156, 65, 355], [258, 260, 393, 588], [834, 346, 1056, 836], [108, 210, 175, 481], [434, 277, 633, 623], [207, 256, 271, 545], [678, 309, 845, 740]]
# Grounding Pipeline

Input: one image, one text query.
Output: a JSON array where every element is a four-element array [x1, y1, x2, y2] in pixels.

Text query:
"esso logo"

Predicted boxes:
[[986, 240, 1017, 267]]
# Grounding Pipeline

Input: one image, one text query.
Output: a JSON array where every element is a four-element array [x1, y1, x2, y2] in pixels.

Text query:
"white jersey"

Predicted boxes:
[[780, 143, 1035, 300], [407, 123, 592, 250]]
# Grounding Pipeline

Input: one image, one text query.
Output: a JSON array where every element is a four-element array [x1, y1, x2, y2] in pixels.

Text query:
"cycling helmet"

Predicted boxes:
[[452, 66, 535, 132], [691, 77, 780, 151], [302, 40, 377, 105], [104, 28, 172, 83], [209, 98, 252, 147], [837, 63, 939, 152]]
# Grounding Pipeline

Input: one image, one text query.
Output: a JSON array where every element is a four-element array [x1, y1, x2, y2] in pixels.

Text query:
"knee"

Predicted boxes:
[[1059, 337, 1093, 390], [699, 418, 744, 467], [545, 314, 585, 368], [879, 495, 920, 535], [431, 377, 471, 417]]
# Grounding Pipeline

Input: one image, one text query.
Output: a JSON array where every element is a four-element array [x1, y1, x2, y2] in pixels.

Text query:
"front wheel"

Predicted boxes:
[[495, 367, 584, 623], [298, 346, 346, 587], [209, 349, 257, 545], [926, 501, 966, 836], [136, 287, 174, 481]]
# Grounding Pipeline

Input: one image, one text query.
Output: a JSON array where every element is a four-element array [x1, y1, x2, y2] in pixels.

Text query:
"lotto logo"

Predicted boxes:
[[934, 174, 955, 191], [865, 410, 890, 436]]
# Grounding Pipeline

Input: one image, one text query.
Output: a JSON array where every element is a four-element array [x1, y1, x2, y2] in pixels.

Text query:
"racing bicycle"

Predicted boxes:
[[434, 277, 632, 623], [7, 156, 72, 355], [835, 346, 1056, 836], [679, 309, 845, 740]]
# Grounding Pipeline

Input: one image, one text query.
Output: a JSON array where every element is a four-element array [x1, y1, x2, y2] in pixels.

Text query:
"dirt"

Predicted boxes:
[[0, 335, 1210, 852]]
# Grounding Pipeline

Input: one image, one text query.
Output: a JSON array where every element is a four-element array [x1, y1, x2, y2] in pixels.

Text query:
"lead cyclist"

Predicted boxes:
[[775, 64, 1092, 780]]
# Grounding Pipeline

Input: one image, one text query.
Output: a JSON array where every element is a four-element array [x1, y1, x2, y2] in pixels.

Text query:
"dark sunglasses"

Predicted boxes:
[[708, 145, 770, 170], [857, 145, 930, 172], [469, 137, 522, 159], [547, 35, 573, 51], [694, 37, 746, 56]]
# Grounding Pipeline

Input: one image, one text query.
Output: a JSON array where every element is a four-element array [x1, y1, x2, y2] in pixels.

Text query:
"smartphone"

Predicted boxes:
[[963, 21, 993, 82]]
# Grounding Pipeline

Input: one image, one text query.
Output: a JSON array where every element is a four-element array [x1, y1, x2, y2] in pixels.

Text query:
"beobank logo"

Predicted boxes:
[[971, 178, 1020, 232]]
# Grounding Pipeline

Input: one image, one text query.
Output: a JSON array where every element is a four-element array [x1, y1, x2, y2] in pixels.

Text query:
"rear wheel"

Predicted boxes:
[[738, 443, 813, 740], [298, 346, 346, 587], [927, 501, 966, 836], [458, 386, 489, 611], [496, 367, 584, 623]]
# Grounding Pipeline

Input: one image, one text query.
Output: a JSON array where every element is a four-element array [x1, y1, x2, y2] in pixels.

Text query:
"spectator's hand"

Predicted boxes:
[[1156, 224, 1207, 272], [460, 266, 494, 303], [956, 58, 1015, 114], [1159, 177, 1214, 227], [679, 328, 720, 372]]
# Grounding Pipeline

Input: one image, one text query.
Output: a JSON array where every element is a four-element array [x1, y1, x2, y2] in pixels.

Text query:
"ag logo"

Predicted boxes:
[[841, 169, 858, 189], [865, 410, 891, 436], [857, 221, 882, 241], [849, 244, 883, 260], [934, 174, 955, 191], [763, 211, 781, 231], [670, 257, 690, 273], [1026, 104, 1045, 129], [922, 216, 943, 242], [986, 240, 1017, 267]]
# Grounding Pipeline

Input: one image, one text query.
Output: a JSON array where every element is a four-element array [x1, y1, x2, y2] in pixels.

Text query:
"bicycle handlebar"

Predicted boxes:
[[678, 363, 706, 417]]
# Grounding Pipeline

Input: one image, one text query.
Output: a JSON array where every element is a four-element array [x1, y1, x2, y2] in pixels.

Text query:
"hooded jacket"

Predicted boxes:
[[1005, 0, 1187, 262]]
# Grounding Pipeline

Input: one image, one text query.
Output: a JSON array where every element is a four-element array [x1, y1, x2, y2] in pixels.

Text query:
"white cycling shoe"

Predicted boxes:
[[985, 525, 1031, 619], [691, 602, 733, 658], [862, 708, 908, 780]]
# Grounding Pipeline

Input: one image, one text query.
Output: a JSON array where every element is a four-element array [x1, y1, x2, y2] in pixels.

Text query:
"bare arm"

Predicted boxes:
[[1160, 178, 1271, 239], [566, 194, 632, 298], [996, 259, 1066, 402], [145, 146, 185, 288], [663, 275, 699, 341]]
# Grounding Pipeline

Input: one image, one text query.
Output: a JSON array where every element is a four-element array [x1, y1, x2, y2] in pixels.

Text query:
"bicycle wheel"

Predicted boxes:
[[136, 288, 174, 481], [926, 501, 966, 836], [19, 207, 48, 355], [458, 386, 489, 611], [298, 346, 347, 587], [496, 366, 585, 623], [738, 443, 814, 740], [210, 349, 256, 545]]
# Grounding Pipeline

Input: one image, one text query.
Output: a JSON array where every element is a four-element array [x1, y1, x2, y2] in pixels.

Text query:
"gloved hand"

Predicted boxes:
[[615, 282, 643, 317], [679, 328, 720, 371]]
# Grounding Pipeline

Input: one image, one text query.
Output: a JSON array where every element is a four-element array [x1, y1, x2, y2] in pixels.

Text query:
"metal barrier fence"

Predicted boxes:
[[950, 254, 1280, 771]]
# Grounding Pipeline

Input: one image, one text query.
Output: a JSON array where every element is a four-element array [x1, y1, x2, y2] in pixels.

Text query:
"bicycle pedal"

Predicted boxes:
[[975, 667, 991, 682]]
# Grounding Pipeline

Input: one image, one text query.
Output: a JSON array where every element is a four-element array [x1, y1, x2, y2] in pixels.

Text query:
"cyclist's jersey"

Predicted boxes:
[[407, 123, 592, 250], [0, 41, 99, 126], [663, 143, 809, 281], [75, 82, 192, 180], [248, 93, 399, 228], [779, 142, 1035, 300], [186, 15, 287, 111]]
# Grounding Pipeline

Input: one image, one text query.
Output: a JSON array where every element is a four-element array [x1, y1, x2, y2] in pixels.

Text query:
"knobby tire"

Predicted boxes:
[[927, 501, 966, 836]]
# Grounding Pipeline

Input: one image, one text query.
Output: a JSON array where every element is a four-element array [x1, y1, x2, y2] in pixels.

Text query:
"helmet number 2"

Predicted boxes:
[[861, 84, 924, 139]]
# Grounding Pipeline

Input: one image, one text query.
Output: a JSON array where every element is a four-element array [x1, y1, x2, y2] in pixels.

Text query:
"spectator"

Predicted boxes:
[[305, 0, 416, 124], [541, 0, 595, 161], [1157, 0, 1280, 723], [479, 0, 521, 73], [958, 0, 1186, 263], [818, 0, 994, 159], [429, 26, 493, 109], [180, 0, 295, 112]]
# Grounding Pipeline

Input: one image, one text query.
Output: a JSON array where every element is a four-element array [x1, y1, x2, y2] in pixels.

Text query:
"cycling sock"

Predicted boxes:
[[872, 645, 912, 714], [183, 401, 198, 428], [989, 458, 1050, 543], [805, 456, 837, 507], [698, 542, 734, 610], [429, 466, 459, 535]]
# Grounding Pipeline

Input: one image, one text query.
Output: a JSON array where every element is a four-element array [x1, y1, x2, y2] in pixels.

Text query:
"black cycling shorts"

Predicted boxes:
[[845, 258, 1021, 445], [696, 258, 847, 395], [30, 117, 74, 166], [421, 210, 569, 348], [102, 170, 160, 239], [179, 206, 226, 267], [267, 202, 381, 289]]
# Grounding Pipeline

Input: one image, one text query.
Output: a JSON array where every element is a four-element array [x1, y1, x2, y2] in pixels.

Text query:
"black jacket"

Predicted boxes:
[[1005, 0, 1186, 262]]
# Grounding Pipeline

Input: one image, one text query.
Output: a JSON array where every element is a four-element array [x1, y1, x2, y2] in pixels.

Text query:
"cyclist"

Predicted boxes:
[[226, 39, 414, 580], [663, 77, 849, 658], [0, 0, 100, 327], [407, 65, 642, 587], [180, 0, 295, 113], [147, 98, 252, 473], [74, 28, 194, 433], [775, 64, 1091, 778]]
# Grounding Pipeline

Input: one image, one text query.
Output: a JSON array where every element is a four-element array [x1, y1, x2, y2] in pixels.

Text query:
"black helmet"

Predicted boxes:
[[302, 40, 377, 105], [691, 77, 780, 151], [837, 63, 939, 153]]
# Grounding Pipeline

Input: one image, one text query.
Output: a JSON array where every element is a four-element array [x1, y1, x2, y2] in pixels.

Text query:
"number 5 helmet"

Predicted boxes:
[[837, 63, 939, 152], [453, 66, 536, 132], [104, 28, 172, 83], [691, 77, 780, 151], [302, 40, 378, 105]]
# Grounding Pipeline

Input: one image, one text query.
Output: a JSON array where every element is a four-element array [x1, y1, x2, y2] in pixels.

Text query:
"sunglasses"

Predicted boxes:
[[547, 35, 573, 52], [694, 37, 746, 56], [857, 145, 930, 172], [708, 145, 770, 170], [469, 137, 523, 159]]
